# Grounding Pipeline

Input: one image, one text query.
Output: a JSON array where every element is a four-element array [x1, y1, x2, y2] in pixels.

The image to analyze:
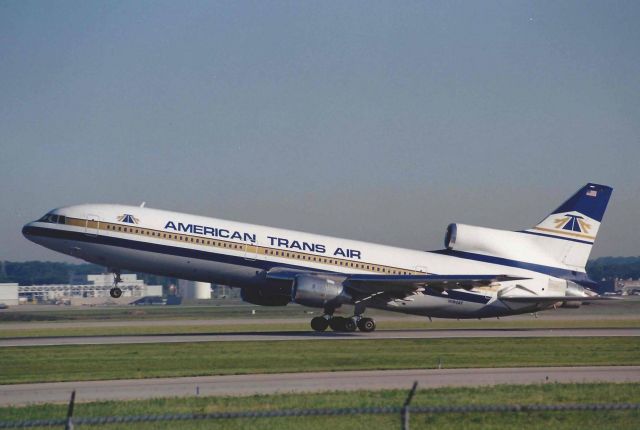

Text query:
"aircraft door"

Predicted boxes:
[[85, 214, 101, 237], [244, 241, 260, 261]]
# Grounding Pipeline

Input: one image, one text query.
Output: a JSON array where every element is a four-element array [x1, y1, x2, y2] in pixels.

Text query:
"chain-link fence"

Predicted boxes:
[[1, 383, 639, 430]]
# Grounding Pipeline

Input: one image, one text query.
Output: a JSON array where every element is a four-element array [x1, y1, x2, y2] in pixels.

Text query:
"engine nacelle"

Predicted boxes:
[[560, 301, 582, 308], [291, 275, 351, 308], [445, 223, 519, 253], [560, 281, 589, 308], [241, 287, 290, 306]]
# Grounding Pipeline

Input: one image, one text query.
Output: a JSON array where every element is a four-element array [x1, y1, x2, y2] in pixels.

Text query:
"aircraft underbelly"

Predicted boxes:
[[376, 293, 513, 319]]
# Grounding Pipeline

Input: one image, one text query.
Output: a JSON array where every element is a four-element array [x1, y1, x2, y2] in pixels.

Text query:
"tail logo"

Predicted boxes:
[[117, 214, 140, 224], [553, 214, 591, 234]]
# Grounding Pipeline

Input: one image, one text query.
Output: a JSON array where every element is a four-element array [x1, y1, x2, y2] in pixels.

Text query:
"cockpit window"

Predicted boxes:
[[38, 214, 58, 223], [57, 215, 66, 224]]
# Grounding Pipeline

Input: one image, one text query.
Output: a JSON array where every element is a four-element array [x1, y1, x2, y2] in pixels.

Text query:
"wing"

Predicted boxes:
[[344, 273, 527, 296], [266, 267, 528, 298]]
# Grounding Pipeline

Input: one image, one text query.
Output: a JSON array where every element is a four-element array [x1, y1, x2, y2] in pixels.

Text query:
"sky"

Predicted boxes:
[[1, 0, 639, 262]]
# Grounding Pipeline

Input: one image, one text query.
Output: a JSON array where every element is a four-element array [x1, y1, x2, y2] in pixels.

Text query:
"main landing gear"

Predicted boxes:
[[310, 313, 376, 333], [109, 271, 123, 299]]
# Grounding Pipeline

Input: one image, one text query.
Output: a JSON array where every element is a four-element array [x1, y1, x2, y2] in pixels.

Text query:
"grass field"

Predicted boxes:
[[1, 337, 638, 384], [1, 300, 639, 338], [2, 299, 638, 324], [0, 303, 317, 322], [1, 383, 638, 429]]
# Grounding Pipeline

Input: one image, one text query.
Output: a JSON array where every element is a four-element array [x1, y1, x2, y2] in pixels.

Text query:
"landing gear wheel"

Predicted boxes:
[[357, 317, 376, 332], [329, 316, 346, 331], [343, 318, 357, 332], [110, 287, 122, 298], [311, 316, 329, 332]]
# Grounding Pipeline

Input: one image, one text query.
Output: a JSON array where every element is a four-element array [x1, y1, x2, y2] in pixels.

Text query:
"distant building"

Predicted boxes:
[[615, 278, 640, 295], [178, 279, 212, 300], [0, 283, 19, 306], [3, 273, 162, 305]]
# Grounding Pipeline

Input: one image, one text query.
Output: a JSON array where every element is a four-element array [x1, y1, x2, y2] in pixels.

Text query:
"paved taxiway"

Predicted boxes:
[[1, 327, 638, 347], [2, 366, 639, 406]]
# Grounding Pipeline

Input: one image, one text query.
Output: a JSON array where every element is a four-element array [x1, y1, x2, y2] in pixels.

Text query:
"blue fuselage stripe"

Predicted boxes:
[[428, 249, 590, 283]]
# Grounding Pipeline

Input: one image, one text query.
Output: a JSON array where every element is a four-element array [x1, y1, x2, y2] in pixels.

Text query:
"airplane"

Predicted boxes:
[[22, 183, 613, 332]]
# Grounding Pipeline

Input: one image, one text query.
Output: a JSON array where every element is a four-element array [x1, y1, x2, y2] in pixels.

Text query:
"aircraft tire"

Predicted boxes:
[[110, 287, 122, 299], [311, 316, 329, 332], [357, 317, 376, 332], [329, 316, 346, 331], [343, 318, 357, 332]]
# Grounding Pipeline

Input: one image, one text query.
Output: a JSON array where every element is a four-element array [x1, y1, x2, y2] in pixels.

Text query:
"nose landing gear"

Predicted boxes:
[[109, 271, 123, 299]]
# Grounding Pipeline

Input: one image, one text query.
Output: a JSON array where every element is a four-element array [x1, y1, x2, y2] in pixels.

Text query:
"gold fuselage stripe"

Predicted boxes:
[[63, 217, 419, 275]]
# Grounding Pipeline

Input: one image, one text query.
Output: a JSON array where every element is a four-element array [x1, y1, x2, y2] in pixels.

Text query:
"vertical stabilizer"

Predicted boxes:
[[525, 183, 613, 270]]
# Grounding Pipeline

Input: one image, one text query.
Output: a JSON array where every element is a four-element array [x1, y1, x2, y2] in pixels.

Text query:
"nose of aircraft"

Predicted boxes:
[[22, 222, 36, 242]]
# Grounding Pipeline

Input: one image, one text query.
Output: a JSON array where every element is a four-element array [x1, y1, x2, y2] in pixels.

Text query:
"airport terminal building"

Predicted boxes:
[[0, 273, 162, 306]]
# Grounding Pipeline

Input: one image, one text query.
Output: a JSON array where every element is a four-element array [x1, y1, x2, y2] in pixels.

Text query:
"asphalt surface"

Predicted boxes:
[[1, 327, 639, 347], [2, 366, 639, 406], [3, 313, 639, 330]]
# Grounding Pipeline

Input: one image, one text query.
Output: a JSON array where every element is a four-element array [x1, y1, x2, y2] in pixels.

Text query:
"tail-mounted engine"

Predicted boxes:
[[291, 275, 351, 308], [444, 223, 566, 269], [445, 223, 522, 255]]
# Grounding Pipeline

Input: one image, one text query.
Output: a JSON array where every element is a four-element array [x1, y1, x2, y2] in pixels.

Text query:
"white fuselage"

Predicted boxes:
[[22, 204, 586, 318]]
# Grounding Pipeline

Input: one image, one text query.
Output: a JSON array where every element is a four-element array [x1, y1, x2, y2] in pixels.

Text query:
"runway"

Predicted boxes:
[[2, 327, 639, 347], [1, 366, 639, 406]]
